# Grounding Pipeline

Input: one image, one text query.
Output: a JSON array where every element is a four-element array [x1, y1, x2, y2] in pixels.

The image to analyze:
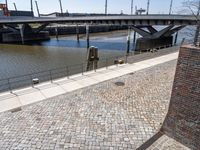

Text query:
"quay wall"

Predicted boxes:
[[45, 25, 128, 36]]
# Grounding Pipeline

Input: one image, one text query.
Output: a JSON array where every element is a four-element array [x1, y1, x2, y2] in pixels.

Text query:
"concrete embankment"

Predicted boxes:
[[45, 25, 129, 36], [0, 25, 128, 43]]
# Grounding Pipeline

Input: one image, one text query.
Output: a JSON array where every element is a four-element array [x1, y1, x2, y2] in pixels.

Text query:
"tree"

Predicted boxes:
[[182, 0, 200, 46]]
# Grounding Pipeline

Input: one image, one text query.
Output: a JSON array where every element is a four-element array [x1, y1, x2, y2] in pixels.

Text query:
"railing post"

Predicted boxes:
[[94, 62, 97, 72], [116, 57, 118, 67], [8, 79, 12, 93], [125, 55, 128, 64], [49, 70, 53, 83], [82, 63, 84, 75], [66, 66, 69, 79], [106, 58, 108, 69], [30, 75, 34, 87]]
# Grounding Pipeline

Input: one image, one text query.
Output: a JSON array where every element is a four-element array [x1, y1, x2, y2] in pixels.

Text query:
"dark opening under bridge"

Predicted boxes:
[[0, 14, 197, 51]]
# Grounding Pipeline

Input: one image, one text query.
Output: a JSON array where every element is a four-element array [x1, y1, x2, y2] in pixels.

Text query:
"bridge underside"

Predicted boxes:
[[0, 24, 50, 43], [0, 20, 186, 47], [131, 25, 185, 51]]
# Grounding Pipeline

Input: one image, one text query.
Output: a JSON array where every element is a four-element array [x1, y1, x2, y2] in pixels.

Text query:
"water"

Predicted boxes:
[[0, 28, 192, 81], [0, 31, 130, 80]]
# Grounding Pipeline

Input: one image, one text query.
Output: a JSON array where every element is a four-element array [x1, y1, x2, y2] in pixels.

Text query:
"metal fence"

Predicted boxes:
[[0, 54, 130, 93], [0, 42, 184, 93]]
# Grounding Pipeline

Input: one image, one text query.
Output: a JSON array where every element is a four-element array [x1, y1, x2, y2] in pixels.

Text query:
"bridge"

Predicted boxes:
[[0, 14, 197, 51], [0, 15, 197, 25]]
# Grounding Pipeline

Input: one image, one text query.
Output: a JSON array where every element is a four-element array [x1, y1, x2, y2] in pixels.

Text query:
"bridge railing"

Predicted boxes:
[[0, 44, 181, 93]]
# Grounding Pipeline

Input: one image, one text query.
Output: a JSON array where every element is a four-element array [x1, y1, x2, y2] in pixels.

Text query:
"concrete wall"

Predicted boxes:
[[2, 32, 50, 43], [161, 45, 200, 150], [45, 25, 128, 36], [10, 11, 33, 17], [135, 36, 173, 51]]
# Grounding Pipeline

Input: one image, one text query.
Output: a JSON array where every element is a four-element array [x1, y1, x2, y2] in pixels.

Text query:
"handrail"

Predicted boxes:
[[0, 44, 183, 93]]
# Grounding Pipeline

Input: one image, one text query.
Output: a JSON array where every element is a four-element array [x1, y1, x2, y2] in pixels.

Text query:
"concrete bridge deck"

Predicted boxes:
[[0, 15, 197, 25]]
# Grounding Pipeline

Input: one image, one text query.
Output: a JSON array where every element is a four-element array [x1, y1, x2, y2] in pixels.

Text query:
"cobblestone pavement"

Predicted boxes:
[[147, 135, 191, 150], [0, 60, 178, 150]]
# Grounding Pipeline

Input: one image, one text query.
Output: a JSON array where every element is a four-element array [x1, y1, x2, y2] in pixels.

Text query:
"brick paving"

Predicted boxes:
[[0, 60, 179, 150]]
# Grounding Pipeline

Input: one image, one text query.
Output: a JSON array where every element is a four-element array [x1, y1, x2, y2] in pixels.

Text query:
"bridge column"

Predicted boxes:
[[55, 26, 59, 40], [126, 27, 131, 54], [0, 25, 3, 42], [133, 31, 136, 51], [76, 24, 80, 42], [131, 25, 185, 51], [19, 25, 24, 44]]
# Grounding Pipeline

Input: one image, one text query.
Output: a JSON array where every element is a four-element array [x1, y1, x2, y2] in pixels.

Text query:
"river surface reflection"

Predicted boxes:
[[0, 29, 190, 79]]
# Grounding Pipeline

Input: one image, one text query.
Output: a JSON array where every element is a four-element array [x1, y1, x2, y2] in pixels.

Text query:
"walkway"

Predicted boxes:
[[0, 51, 190, 149], [0, 52, 178, 113]]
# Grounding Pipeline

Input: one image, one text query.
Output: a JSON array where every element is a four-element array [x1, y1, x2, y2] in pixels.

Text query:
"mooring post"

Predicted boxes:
[[55, 26, 58, 40], [86, 46, 99, 71], [174, 32, 178, 46], [86, 25, 90, 50], [76, 24, 80, 42], [19, 25, 24, 44], [126, 28, 131, 54]]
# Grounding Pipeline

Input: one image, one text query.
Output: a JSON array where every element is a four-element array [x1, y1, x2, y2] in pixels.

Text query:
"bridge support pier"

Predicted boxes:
[[126, 28, 131, 54], [55, 26, 59, 40], [76, 24, 80, 42], [0, 25, 3, 42], [19, 25, 24, 44], [133, 31, 136, 51], [131, 25, 185, 51], [1, 23, 50, 43]]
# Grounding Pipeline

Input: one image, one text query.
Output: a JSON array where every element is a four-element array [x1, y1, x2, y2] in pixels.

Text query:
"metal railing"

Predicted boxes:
[[0, 54, 130, 93], [0, 43, 184, 94]]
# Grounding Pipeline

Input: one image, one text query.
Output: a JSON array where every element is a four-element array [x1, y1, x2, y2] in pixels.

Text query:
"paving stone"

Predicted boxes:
[[0, 60, 184, 149]]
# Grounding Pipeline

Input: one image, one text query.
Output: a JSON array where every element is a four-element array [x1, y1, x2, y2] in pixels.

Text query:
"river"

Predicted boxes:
[[0, 28, 192, 80]]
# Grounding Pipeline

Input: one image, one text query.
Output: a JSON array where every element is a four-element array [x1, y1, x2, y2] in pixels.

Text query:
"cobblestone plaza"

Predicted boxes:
[[0, 60, 189, 149]]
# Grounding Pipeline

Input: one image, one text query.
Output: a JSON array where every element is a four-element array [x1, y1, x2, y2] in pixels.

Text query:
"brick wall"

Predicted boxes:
[[161, 45, 200, 150]]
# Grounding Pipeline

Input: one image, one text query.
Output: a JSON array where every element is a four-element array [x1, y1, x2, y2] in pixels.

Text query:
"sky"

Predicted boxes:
[[0, 0, 185, 15]]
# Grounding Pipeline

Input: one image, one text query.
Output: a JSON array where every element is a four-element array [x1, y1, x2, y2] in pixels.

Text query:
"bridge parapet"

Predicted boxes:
[[0, 15, 198, 26]]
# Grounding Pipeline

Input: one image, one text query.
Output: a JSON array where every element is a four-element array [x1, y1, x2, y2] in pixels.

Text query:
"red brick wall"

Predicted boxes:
[[161, 45, 200, 150]]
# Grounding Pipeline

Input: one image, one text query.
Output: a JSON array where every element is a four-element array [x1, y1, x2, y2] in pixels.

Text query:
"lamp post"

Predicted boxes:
[[35, 1, 40, 17], [13, 3, 17, 11], [105, 0, 108, 15], [169, 0, 173, 15], [131, 0, 134, 15], [147, 0, 150, 15], [30, 0, 33, 12], [59, 0, 63, 15]]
